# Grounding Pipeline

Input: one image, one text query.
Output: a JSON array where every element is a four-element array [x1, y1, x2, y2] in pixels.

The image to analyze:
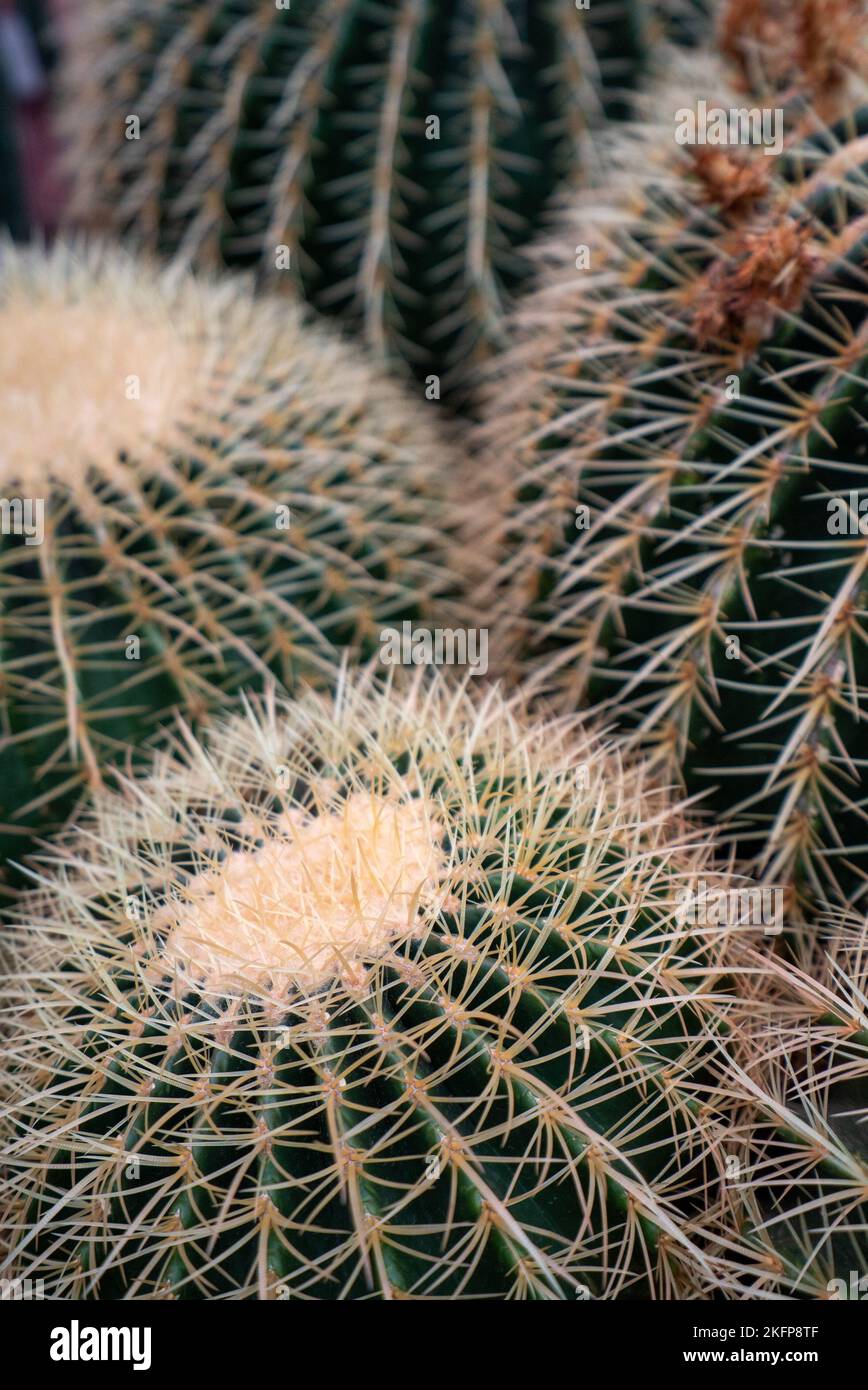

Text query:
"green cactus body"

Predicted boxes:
[[1, 673, 755, 1299], [484, 66, 868, 909], [63, 0, 665, 389], [0, 240, 466, 873]]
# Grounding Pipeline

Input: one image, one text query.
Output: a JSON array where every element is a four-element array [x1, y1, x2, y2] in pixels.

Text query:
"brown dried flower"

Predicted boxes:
[[687, 146, 771, 220], [692, 215, 820, 349]]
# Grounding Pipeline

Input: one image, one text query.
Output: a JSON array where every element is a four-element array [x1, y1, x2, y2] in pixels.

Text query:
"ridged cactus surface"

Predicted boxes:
[[0, 240, 465, 870], [716, 917, 868, 1297], [483, 60, 868, 909], [1, 673, 757, 1299], [63, 0, 663, 387]]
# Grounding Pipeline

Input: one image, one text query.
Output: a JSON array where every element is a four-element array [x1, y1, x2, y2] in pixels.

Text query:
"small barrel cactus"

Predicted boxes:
[[482, 45, 868, 910], [711, 915, 868, 1298], [1, 671, 761, 1299], [0, 239, 466, 871], [61, 0, 673, 391]]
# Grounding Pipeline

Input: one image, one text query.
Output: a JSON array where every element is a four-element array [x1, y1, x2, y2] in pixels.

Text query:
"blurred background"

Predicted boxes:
[[0, 0, 68, 239]]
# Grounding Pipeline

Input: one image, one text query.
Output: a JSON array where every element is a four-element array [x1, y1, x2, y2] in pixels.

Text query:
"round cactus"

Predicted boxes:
[[0, 670, 761, 1299], [0, 239, 466, 872], [481, 48, 868, 911], [60, 0, 675, 392], [709, 915, 868, 1298]]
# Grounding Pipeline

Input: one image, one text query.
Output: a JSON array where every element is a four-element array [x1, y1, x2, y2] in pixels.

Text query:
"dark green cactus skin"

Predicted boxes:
[[654, 0, 714, 47], [494, 107, 868, 907], [0, 477, 457, 880], [762, 1078, 868, 1297], [66, 0, 667, 392]]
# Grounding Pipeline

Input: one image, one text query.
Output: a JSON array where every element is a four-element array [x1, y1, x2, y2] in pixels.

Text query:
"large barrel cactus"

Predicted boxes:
[[62, 0, 675, 390], [482, 49, 868, 911], [0, 239, 466, 873], [0, 672, 760, 1299]]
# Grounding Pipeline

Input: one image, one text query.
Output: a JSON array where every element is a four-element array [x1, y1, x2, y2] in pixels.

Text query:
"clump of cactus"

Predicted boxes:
[[0, 670, 766, 1299], [61, 0, 679, 390], [0, 239, 466, 871], [708, 914, 868, 1297], [481, 42, 868, 911]]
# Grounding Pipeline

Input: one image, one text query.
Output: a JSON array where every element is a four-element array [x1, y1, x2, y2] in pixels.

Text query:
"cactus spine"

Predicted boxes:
[[713, 916, 868, 1297], [62, 0, 668, 390], [0, 239, 466, 871], [482, 38, 868, 912], [1, 671, 762, 1299]]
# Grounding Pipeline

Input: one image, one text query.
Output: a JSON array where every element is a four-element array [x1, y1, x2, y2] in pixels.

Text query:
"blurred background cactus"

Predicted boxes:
[[1, 671, 768, 1299], [59, 0, 713, 396], [0, 239, 468, 877]]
